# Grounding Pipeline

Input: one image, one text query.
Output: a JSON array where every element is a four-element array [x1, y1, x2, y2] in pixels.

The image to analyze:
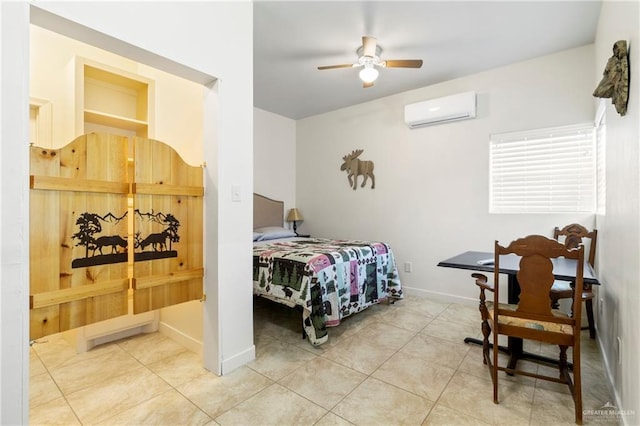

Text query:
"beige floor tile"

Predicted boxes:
[[279, 356, 367, 410], [330, 305, 386, 338], [30, 372, 63, 408], [398, 295, 450, 318], [292, 336, 333, 355], [248, 339, 317, 380], [315, 412, 355, 426], [65, 366, 171, 424], [372, 351, 456, 401], [435, 303, 481, 327], [147, 349, 208, 387], [254, 311, 304, 344], [215, 383, 327, 425], [29, 396, 80, 426], [29, 297, 616, 426], [30, 349, 47, 377], [117, 332, 188, 365], [530, 386, 583, 425], [423, 403, 491, 425], [97, 389, 212, 425], [177, 366, 272, 419], [458, 345, 538, 386], [332, 377, 433, 426], [421, 318, 482, 344], [438, 371, 534, 425], [355, 321, 417, 351], [581, 367, 616, 409], [32, 333, 123, 371], [49, 347, 142, 395], [378, 305, 433, 332], [400, 333, 470, 370], [320, 334, 397, 375]]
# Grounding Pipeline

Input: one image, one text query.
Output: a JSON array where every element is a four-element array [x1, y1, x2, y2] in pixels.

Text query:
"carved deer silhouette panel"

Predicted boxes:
[[29, 133, 204, 339], [340, 149, 375, 190]]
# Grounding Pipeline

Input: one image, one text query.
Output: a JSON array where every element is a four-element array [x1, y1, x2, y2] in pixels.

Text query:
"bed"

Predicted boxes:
[[253, 193, 403, 345]]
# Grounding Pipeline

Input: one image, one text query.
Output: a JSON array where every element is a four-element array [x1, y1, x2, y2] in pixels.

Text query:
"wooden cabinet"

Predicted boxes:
[[76, 58, 154, 138]]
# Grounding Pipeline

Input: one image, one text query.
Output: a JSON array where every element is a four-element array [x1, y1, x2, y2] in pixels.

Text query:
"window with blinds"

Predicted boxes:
[[489, 123, 596, 213]]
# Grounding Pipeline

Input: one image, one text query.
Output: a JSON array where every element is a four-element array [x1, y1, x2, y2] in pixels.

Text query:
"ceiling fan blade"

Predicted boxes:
[[363, 81, 374, 89], [362, 36, 377, 57], [383, 59, 423, 68], [317, 64, 356, 70]]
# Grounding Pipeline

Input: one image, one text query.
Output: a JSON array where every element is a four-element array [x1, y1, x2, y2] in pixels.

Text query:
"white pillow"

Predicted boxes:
[[253, 232, 263, 241], [254, 226, 296, 241]]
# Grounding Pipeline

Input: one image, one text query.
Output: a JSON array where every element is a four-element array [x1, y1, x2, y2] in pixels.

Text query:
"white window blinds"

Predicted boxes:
[[490, 123, 596, 213]]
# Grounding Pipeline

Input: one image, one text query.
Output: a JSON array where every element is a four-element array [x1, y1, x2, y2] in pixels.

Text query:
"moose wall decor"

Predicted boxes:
[[340, 149, 375, 190], [593, 40, 629, 116]]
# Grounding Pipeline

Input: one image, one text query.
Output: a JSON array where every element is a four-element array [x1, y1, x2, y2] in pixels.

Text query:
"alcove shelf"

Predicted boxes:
[[76, 58, 155, 138]]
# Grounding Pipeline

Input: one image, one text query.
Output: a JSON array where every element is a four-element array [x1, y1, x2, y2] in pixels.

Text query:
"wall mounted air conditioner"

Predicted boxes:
[[404, 91, 476, 128]]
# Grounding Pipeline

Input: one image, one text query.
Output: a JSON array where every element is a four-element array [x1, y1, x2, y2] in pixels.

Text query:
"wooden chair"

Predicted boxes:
[[550, 224, 598, 339], [474, 235, 584, 425]]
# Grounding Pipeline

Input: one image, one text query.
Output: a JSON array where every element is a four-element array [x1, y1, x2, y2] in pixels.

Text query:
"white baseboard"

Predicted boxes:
[[596, 333, 629, 424], [221, 345, 256, 375], [158, 321, 203, 357], [402, 285, 478, 306], [75, 308, 159, 352]]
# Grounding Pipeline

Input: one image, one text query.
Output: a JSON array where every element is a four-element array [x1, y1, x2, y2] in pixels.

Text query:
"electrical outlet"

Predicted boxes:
[[404, 262, 413, 273], [599, 297, 604, 317]]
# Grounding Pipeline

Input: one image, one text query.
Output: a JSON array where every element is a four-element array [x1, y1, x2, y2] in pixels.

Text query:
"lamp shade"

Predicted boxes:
[[286, 208, 303, 222], [359, 65, 379, 83]]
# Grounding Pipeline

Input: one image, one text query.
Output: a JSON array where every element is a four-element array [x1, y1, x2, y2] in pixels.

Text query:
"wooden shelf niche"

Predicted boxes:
[[76, 58, 154, 139]]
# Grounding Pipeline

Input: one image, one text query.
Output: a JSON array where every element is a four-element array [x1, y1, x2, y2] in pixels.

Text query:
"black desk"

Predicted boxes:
[[438, 250, 599, 368]]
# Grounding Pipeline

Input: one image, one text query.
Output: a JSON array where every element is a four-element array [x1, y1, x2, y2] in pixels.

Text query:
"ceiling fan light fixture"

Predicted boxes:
[[359, 65, 379, 83]]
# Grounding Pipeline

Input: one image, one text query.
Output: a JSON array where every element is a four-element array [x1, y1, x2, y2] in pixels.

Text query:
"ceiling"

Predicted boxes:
[[253, 1, 602, 120]]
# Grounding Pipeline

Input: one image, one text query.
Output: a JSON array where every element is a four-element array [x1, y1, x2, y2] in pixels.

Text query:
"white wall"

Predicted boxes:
[[30, 24, 204, 159], [1, 3, 31, 424], [253, 107, 297, 226], [1, 1, 254, 421], [296, 45, 595, 304], [594, 1, 639, 424]]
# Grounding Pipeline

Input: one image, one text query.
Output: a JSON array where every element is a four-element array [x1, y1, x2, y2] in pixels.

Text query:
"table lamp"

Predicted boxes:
[[286, 208, 303, 235]]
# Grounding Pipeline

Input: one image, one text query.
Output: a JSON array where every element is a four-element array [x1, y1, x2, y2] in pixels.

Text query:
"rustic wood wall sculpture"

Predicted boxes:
[[340, 149, 375, 190], [593, 40, 629, 116], [29, 133, 203, 339]]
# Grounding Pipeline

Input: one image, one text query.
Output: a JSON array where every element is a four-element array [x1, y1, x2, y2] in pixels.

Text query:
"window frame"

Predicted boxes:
[[489, 123, 597, 214]]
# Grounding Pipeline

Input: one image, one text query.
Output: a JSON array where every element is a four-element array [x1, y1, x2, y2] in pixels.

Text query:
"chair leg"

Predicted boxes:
[[558, 345, 569, 380], [493, 341, 499, 404], [481, 319, 491, 365], [550, 294, 560, 310], [585, 298, 596, 339], [573, 349, 583, 425], [478, 288, 491, 366]]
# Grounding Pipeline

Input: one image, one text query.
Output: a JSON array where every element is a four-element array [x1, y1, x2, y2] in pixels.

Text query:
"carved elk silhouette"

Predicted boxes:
[[92, 235, 127, 255], [340, 149, 375, 190], [136, 229, 170, 252]]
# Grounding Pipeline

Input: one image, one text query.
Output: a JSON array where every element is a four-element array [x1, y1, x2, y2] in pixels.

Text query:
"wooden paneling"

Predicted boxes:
[[30, 133, 129, 339], [29, 133, 203, 339], [132, 137, 204, 313]]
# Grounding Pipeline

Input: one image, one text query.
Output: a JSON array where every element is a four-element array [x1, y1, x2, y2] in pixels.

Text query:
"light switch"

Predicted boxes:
[[232, 185, 241, 202]]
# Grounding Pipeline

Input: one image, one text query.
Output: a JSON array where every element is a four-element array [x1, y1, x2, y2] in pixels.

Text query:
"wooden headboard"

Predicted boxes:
[[253, 193, 284, 228]]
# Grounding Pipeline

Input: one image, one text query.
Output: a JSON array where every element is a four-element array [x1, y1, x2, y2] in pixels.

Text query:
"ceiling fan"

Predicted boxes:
[[318, 36, 423, 88]]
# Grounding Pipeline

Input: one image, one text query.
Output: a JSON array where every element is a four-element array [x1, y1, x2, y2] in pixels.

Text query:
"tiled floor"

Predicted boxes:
[[30, 295, 618, 425]]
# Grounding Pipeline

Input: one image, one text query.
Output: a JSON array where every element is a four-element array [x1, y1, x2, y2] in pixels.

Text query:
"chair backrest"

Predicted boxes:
[[494, 235, 585, 325], [554, 223, 597, 267]]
